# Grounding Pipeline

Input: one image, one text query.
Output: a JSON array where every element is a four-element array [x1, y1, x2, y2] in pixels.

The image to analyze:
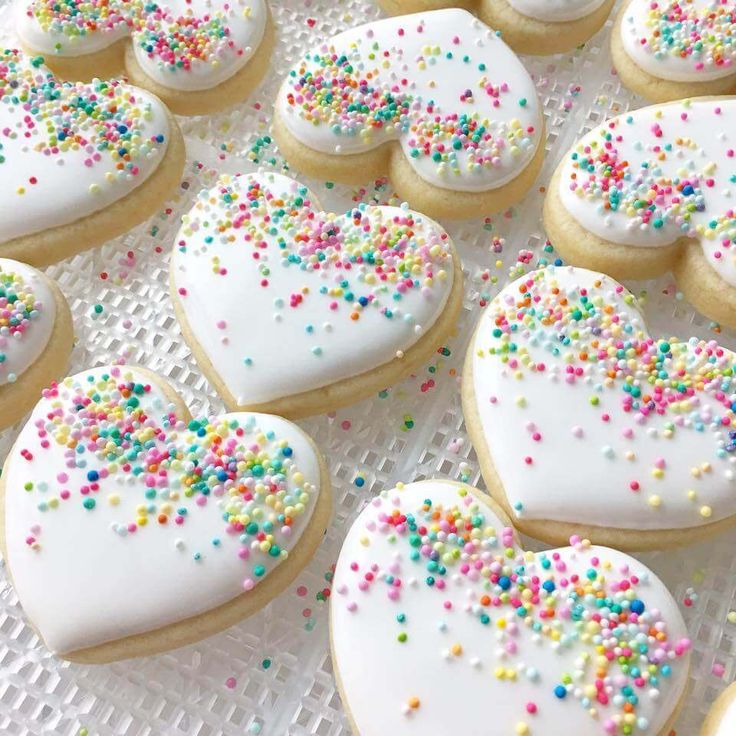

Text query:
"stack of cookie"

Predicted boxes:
[[0, 0, 734, 734]]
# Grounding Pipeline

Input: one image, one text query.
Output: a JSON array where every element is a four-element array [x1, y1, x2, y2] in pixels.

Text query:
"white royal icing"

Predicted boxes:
[[171, 171, 455, 406], [0, 259, 55, 387], [469, 265, 736, 531], [277, 9, 542, 193], [507, 0, 608, 23], [332, 480, 691, 736], [0, 50, 169, 243], [3, 365, 322, 654], [16, 0, 268, 92], [620, 0, 736, 83], [558, 98, 736, 287], [714, 692, 736, 734]]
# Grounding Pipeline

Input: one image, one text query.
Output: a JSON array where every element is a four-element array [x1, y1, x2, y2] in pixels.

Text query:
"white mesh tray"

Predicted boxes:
[[0, 0, 734, 733]]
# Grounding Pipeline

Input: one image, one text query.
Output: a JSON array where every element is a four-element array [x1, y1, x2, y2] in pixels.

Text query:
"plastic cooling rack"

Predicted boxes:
[[0, 0, 734, 733]]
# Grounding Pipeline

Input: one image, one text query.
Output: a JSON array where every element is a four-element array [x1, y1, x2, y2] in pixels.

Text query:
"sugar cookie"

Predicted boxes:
[[170, 171, 462, 419], [464, 265, 736, 550], [0, 49, 184, 267], [16, 0, 273, 115], [0, 258, 73, 430], [544, 96, 736, 330], [274, 9, 544, 220], [612, 0, 736, 102], [332, 479, 691, 735], [0, 365, 331, 663], [702, 682, 736, 735], [377, 0, 615, 55]]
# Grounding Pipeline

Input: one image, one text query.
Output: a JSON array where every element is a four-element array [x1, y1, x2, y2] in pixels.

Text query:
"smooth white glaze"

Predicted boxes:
[[16, 0, 268, 91], [508, 0, 608, 22], [470, 265, 736, 530], [171, 171, 455, 406], [620, 0, 735, 82], [4, 365, 322, 654], [0, 50, 169, 242], [277, 9, 542, 192], [332, 480, 691, 735], [0, 259, 55, 386], [559, 98, 736, 287], [713, 690, 736, 734]]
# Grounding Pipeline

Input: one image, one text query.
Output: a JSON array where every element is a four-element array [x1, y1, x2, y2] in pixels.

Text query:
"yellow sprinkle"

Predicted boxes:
[[648, 495, 661, 508]]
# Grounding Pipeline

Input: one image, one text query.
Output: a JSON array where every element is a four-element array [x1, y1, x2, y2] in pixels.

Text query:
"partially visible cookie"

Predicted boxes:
[[0, 365, 332, 663], [544, 96, 736, 330], [702, 682, 736, 735], [15, 0, 274, 115], [0, 49, 185, 267], [613, 0, 736, 101], [274, 9, 545, 220], [332, 479, 691, 735], [0, 258, 73, 431], [171, 171, 463, 419], [377, 0, 615, 55]]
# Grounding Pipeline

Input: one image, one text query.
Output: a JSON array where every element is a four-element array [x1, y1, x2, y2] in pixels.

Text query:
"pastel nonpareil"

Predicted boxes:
[[544, 97, 736, 330], [170, 171, 462, 419], [16, 0, 273, 114], [464, 265, 736, 550], [0, 49, 184, 267], [0, 365, 331, 663], [274, 9, 544, 220], [332, 479, 691, 735]]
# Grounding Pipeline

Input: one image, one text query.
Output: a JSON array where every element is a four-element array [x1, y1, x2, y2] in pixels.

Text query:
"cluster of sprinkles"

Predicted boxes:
[[0, 267, 44, 384], [564, 100, 736, 267], [628, 0, 735, 74], [26, 0, 252, 75], [0, 49, 167, 196], [175, 175, 452, 360], [20, 369, 316, 592], [477, 267, 736, 516], [338, 484, 690, 733], [282, 18, 538, 180]]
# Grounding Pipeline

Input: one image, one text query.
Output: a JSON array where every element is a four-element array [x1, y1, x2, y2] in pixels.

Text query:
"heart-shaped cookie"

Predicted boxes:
[[544, 97, 736, 330], [375, 0, 614, 55], [332, 479, 691, 735], [463, 264, 736, 550], [612, 0, 736, 102], [0, 258, 74, 430], [0, 365, 331, 663], [702, 682, 736, 735], [0, 49, 184, 267], [170, 171, 462, 419], [274, 9, 544, 220], [16, 0, 273, 115]]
